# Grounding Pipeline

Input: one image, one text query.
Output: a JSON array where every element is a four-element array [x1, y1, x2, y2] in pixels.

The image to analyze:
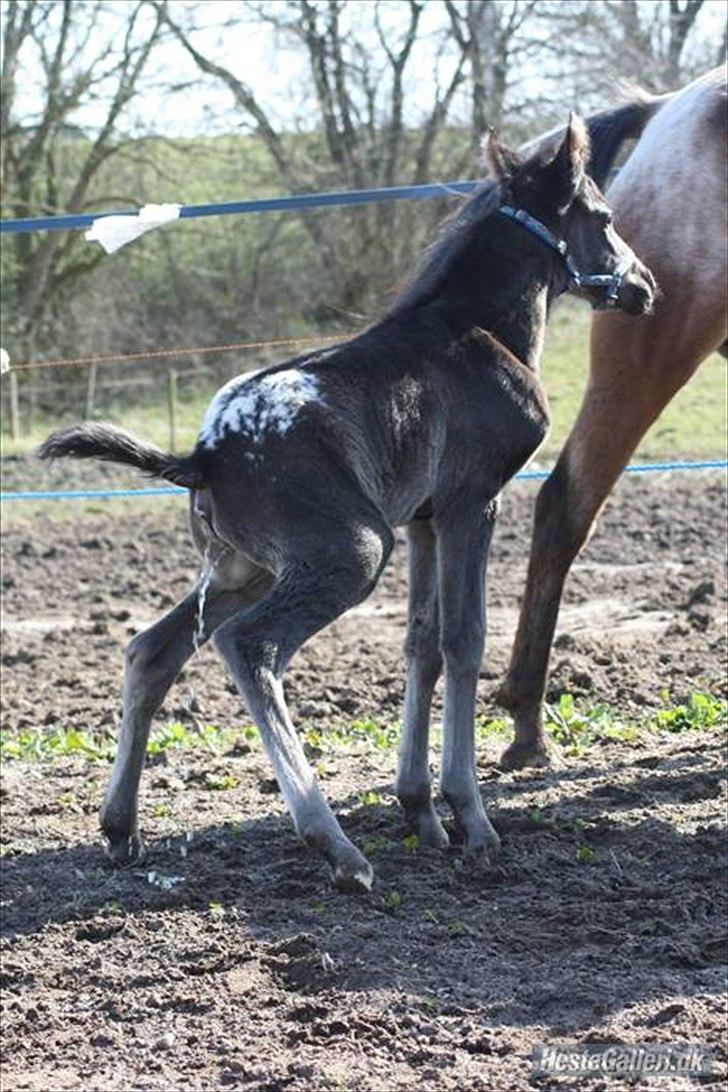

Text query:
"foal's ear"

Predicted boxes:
[[548, 111, 591, 209], [481, 128, 522, 187]]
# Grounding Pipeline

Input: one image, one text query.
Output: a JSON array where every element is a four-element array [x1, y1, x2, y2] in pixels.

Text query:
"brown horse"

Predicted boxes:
[[498, 67, 727, 770]]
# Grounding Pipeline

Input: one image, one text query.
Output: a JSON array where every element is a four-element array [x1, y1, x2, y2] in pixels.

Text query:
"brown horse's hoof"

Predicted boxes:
[[499, 739, 556, 772]]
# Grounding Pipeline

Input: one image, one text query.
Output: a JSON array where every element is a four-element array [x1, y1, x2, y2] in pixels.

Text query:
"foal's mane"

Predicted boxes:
[[387, 179, 501, 316]]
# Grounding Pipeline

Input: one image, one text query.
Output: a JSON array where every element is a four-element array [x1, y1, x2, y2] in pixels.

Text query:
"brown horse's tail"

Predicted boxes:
[[586, 91, 667, 189], [37, 423, 205, 489]]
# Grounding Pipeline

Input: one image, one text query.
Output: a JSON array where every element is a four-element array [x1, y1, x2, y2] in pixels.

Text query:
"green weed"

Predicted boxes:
[[475, 716, 510, 739], [203, 772, 239, 791], [651, 691, 726, 733], [362, 835, 389, 857], [383, 890, 402, 912], [358, 789, 382, 807], [0, 725, 114, 761]]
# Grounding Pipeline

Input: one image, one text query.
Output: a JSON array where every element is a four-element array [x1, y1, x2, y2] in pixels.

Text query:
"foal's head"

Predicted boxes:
[[487, 115, 657, 315]]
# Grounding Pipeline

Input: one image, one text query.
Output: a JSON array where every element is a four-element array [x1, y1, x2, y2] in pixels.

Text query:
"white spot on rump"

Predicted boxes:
[[199, 368, 322, 449]]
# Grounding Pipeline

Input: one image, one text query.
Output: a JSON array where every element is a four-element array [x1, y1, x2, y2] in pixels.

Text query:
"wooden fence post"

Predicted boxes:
[[168, 369, 178, 453], [85, 362, 98, 419], [9, 371, 20, 442]]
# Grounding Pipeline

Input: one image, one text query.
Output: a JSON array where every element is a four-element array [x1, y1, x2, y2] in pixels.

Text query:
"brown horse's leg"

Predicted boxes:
[[497, 300, 725, 770]]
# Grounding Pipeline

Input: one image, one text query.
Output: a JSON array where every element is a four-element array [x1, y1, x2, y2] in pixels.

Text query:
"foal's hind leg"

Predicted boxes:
[[498, 302, 726, 770], [396, 521, 448, 848], [101, 578, 267, 864], [213, 525, 392, 892], [436, 503, 500, 864]]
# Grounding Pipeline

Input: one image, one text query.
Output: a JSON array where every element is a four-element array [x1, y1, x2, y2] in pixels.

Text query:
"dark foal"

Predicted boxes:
[[40, 115, 655, 891]]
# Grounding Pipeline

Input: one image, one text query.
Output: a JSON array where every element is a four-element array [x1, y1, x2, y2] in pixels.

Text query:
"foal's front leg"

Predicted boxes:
[[396, 521, 449, 847], [436, 505, 501, 864]]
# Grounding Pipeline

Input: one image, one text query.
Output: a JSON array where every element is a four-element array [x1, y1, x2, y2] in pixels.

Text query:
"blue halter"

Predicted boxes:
[[499, 204, 630, 308]]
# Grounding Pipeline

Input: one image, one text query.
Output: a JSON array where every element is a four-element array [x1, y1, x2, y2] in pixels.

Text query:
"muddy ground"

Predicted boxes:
[[1, 469, 726, 1091]]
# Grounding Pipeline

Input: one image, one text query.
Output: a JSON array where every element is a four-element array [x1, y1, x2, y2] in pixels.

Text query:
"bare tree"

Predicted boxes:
[[159, 0, 474, 312], [533, 0, 716, 106], [1, 0, 166, 352], [444, 0, 539, 148]]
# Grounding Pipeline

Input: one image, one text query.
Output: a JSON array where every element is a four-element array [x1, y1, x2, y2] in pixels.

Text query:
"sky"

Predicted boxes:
[[5, 0, 726, 138]]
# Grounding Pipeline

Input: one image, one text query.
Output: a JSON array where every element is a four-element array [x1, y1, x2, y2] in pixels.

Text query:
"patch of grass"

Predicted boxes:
[[544, 693, 617, 755], [0, 725, 114, 762], [326, 717, 400, 752], [544, 690, 727, 755], [3, 691, 724, 765], [0, 719, 251, 762], [362, 835, 389, 857], [100, 899, 124, 916]]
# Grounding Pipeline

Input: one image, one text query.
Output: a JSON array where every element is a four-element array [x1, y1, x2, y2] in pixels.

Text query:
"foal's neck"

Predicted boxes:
[[475, 281, 549, 372], [441, 230, 555, 371]]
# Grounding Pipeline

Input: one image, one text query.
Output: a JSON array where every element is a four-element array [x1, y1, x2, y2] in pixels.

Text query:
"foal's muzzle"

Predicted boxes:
[[614, 263, 658, 316]]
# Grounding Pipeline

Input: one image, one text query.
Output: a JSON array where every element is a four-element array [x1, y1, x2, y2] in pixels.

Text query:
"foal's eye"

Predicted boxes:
[[597, 210, 613, 226]]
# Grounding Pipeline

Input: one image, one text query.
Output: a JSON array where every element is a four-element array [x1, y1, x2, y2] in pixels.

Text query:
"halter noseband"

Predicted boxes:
[[499, 204, 630, 308]]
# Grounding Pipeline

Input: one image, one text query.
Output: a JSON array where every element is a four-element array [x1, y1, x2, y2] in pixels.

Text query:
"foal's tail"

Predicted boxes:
[[37, 423, 204, 489]]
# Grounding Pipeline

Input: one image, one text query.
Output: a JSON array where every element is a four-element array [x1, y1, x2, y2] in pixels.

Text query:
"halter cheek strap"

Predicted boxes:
[[499, 204, 630, 308]]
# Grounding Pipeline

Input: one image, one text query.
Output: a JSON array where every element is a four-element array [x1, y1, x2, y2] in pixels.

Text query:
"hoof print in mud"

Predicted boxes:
[[459, 848, 498, 877]]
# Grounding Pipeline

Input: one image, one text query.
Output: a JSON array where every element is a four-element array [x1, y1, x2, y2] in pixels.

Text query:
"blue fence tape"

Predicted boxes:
[[0, 181, 479, 236], [1, 460, 725, 502]]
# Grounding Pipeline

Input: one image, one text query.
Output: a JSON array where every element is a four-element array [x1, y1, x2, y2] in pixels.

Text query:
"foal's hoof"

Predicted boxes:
[[331, 846, 374, 894], [406, 806, 450, 850], [499, 739, 555, 772], [305, 829, 374, 893], [103, 830, 145, 867], [462, 826, 501, 873]]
